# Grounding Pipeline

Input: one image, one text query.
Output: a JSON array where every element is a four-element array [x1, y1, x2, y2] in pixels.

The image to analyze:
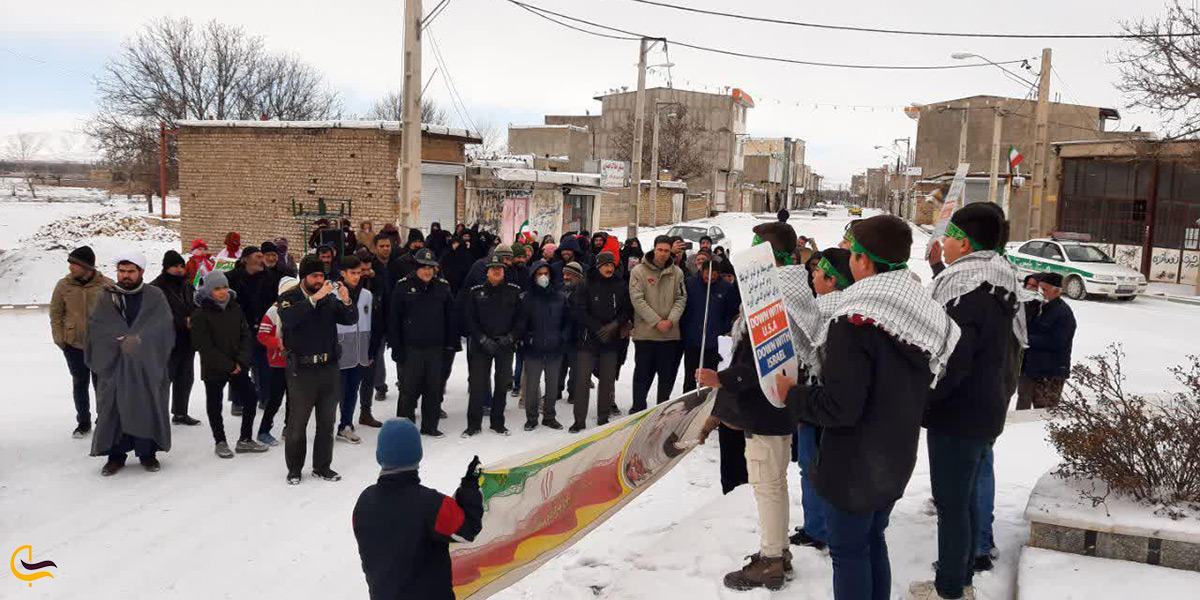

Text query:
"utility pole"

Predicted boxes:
[[988, 107, 1004, 206], [781, 137, 793, 210], [627, 38, 652, 238], [958, 101, 970, 165], [649, 103, 662, 227], [1028, 47, 1053, 239], [399, 0, 423, 233]]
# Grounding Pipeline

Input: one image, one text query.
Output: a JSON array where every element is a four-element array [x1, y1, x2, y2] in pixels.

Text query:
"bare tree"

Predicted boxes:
[[4, 133, 46, 198], [611, 104, 713, 182], [364, 90, 448, 124], [1117, 1, 1200, 139], [466, 120, 507, 159]]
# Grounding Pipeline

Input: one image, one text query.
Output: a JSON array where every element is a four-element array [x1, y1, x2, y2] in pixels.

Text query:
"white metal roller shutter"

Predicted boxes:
[[419, 163, 462, 231]]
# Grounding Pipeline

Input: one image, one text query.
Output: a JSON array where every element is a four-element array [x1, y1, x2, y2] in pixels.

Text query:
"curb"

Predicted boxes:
[[0, 304, 48, 310], [1139, 294, 1200, 308]]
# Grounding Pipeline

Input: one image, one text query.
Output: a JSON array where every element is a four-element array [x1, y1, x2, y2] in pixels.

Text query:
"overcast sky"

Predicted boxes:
[[0, 0, 1174, 185]]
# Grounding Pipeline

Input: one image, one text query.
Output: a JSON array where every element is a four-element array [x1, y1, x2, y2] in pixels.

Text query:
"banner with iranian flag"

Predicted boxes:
[[1008, 146, 1024, 174], [517, 219, 535, 243], [450, 389, 714, 599]]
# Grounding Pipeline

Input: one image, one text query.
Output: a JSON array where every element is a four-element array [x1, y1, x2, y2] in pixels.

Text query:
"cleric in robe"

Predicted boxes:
[[87, 249, 176, 476]]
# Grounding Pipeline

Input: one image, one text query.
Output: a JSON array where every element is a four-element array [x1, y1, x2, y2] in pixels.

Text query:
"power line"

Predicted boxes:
[[507, 0, 638, 40], [421, 0, 453, 31], [508, 1, 1036, 71], [428, 29, 478, 132], [623, 0, 1199, 39]]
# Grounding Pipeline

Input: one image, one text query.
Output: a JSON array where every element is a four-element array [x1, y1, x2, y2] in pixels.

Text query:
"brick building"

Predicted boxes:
[[176, 120, 479, 253]]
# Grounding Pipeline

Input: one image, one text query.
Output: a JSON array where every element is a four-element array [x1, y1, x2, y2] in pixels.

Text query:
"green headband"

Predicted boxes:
[[752, 234, 795, 265], [847, 231, 908, 271], [817, 256, 851, 289], [946, 221, 1005, 254]]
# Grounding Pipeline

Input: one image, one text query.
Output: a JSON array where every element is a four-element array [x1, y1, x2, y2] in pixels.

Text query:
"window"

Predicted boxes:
[[1042, 243, 1065, 261], [1019, 241, 1046, 256], [1064, 245, 1114, 263], [713, 226, 725, 239]]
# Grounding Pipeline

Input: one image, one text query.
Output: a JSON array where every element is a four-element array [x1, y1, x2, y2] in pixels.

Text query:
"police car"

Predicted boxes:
[[1005, 233, 1147, 301]]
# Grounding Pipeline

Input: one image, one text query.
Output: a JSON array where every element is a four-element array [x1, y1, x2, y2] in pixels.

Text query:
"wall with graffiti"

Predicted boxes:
[[1110, 243, 1200, 285]]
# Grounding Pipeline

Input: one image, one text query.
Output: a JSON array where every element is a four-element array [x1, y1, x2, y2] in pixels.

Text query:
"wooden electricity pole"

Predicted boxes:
[[1028, 47, 1053, 239], [628, 38, 651, 238], [399, 0, 423, 233], [988, 107, 1004, 206]]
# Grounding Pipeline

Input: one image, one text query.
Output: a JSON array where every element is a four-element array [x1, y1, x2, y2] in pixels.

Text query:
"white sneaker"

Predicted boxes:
[[336, 425, 361, 444]]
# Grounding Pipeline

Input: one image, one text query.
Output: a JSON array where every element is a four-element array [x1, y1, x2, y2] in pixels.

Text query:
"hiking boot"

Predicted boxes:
[[524, 420, 538, 432], [359, 412, 383, 428], [287, 472, 302, 485], [235, 439, 269, 453], [336, 426, 362, 444], [569, 422, 586, 433], [215, 441, 235, 459], [72, 424, 91, 438], [723, 553, 786, 591], [542, 419, 564, 430], [231, 403, 243, 417], [421, 429, 446, 438], [100, 460, 124, 477], [789, 527, 828, 550], [256, 432, 280, 447], [908, 581, 974, 600], [312, 468, 342, 482], [490, 425, 511, 436], [782, 549, 794, 579], [172, 414, 202, 426], [374, 388, 388, 402], [972, 556, 994, 572], [462, 427, 481, 438], [140, 456, 161, 472]]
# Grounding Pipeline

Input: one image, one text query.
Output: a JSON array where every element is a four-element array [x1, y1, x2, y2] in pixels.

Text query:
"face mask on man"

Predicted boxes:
[[536, 274, 551, 288]]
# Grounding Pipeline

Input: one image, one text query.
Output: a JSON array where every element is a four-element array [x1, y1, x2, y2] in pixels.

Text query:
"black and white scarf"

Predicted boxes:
[[814, 269, 961, 385], [928, 250, 1031, 347], [774, 265, 823, 372]]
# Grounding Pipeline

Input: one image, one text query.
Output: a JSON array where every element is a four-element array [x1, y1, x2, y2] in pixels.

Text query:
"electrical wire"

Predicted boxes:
[[508, 0, 639, 40], [507, 0, 1036, 70], [428, 29, 479, 132], [421, 0, 453, 31], [623, 0, 1200, 39]]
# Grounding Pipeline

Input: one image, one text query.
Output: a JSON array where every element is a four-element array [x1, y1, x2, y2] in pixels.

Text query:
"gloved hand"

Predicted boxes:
[[463, 455, 482, 485], [479, 336, 499, 355], [597, 322, 619, 342], [498, 334, 516, 351]]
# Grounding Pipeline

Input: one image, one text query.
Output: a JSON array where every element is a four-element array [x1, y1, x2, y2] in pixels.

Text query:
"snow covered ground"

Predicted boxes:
[[3, 201, 1199, 598]]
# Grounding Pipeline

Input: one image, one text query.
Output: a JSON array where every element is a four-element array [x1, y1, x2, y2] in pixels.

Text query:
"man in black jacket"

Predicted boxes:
[[353, 419, 483, 600], [520, 262, 570, 431], [150, 250, 201, 426], [570, 252, 632, 432], [776, 215, 960, 600], [463, 255, 525, 437], [389, 249, 457, 437], [279, 254, 358, 485], [226, 246, 279, 415], [917, 202, 1020, 600], [366, 235, 394, 403], [1017, 272, 1075, 410]]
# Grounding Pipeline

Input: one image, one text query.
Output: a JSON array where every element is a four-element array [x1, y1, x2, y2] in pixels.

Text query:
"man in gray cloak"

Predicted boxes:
[[87, 249, 176, 476]]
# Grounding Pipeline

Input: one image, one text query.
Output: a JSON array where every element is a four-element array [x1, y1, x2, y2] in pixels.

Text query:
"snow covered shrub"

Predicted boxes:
[[1047, 344, 1200, 508]]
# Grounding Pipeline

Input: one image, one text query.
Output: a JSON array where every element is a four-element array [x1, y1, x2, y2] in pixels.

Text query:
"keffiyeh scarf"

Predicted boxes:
[[776, 265, 823, 374], [928, 250, 1031, 347]]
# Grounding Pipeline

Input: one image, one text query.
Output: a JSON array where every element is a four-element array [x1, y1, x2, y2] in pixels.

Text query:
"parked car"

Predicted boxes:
[[848, 205, 863, 216], [811, 208, 829, 217], [666, 224, 727, 248], [1005, 237, 1147, 300]]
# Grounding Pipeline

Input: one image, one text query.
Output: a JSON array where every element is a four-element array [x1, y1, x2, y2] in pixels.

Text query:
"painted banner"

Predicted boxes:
[[191, 259, 234, 288], [450, 389, 715, 599], [729, 243, 798, 408], [932, 162, 970, 238], [500, 191, 531, 245]]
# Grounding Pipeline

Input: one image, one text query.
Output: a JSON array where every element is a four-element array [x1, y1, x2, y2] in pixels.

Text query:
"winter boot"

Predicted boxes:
[[374, 387, 388, 402], [723, 553, 786, 591], [215, 441, 235, 459], [139, 455, 161, 472], [789, 527, 828, 550], [421, 428, 446, 438], [235, 438, 269, 453], [312, 468, 342, 482], [100, 459, 124, 477], [72, 424, 91, 438], [461, 427, 481, 438], [490, 424, 511, 436], [336, 426, 362, 444], [569, 422, 586, 433], [908, 581, 975, 600], [610, 405, 623, 417], [972, 556, 994, 572], [172, 414, 202, 426], [359, 411, 383, 428], [542, 418, 564, 430], [524, 420, 538, 432]]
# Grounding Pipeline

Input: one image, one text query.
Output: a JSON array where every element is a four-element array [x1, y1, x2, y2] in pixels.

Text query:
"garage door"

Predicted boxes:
[[420, 163, 462, 231]]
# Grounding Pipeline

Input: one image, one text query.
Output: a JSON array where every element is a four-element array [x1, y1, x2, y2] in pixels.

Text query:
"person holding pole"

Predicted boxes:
[[680, 250, 737, 394]]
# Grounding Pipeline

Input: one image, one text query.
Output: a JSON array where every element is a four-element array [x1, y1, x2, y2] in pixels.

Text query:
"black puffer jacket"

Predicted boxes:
[[225, 267, 278, 332], [786, 316, 935, 513], [570, 271, 633, 352], [463, 280, 524, 354], [521, 269, 571, 358], [191, 297, 253, 380], [150, 272, 194, 349], [388, 275, 457, 357], [926, 284, 1018, 440], [1022, 297, 1075, 379]]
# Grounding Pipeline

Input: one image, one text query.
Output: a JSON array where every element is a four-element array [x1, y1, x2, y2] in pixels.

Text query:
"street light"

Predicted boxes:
[[950, 52, 1036, 87]]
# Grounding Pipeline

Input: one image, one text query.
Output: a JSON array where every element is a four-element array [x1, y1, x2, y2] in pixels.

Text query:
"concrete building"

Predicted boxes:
[[507, 124, 594, 172], [850, 174, 867, 200], [176, 120, 480, 252], [910, 94, 1132, 239], [464, 158, 606, 243], [744, 136, 808, 210]]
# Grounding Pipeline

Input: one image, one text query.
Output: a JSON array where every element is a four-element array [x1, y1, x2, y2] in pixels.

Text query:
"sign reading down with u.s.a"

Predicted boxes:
[[730, 243, 799, 408]]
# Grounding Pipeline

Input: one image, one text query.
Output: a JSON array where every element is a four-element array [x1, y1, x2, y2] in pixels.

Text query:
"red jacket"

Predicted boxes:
[[257, 308, 287, 368]]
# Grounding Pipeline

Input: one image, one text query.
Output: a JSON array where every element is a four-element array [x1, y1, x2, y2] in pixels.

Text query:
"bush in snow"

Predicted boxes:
[[1047, 344, 1200, 510]]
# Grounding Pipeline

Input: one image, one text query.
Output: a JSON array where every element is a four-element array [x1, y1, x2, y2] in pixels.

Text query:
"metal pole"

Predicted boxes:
[[698, 260, 714, 375], [958, 102, 970, 165], [650, 105, 662, 227], [628, 38, 650, 238], [159, 122, 167, 218], [1029, 47, 1053, 239], [989, 107, 1003, 205], [400, 0, 424, 233]]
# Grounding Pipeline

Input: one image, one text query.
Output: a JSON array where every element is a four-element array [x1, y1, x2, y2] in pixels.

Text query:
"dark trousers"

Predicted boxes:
[[928, 431, 993, 599], [826, 502, 894, 600], [631, 340, 682, 412], [338, 367, 363, 430], [204, 372, 258, 443], [523, 354, 562, 423], [284, 363, 340, 475], [1016, 375, 1066, 410], [166, 346, 195, 417], [107, 433, 157, 464], [681, 346, 720, 393], [718, 424, 749, 494], [574, 349, 619, 426], [468, 347, 513, 430], [259, 367, 287, 435], [512, 348, 524, 392], [556, 348, 577, 399], [401, 347, 446, 432], [252, 343, 270, 407], [62, 345, 96, 427], [361, 345, 384, 406], [796, 424, 828, 542]]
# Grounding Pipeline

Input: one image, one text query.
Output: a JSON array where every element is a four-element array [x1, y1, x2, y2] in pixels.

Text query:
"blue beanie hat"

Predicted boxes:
[[376, 419, 422, 470]]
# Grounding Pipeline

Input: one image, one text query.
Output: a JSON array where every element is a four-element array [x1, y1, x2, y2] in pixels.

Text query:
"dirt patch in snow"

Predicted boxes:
[[21, 212, 179, 251]]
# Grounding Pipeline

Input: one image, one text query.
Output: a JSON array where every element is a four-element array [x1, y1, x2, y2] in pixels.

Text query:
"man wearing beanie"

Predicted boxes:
[[352, 419, 483, 599], [463, 254, 525, 436], [88, 249, 177, 475], [570, 251, 632, 431], [278, 252, 359, 484], [679, 250, 738, 396], [151, 250, 201, 426], [226, 246, 279, 417], [1017, 272, 1075, 411], [774, 215, 960, 599], [629, 235, 688, 412], [914, 202, 1024, 599], [51, 245, 113, 438]]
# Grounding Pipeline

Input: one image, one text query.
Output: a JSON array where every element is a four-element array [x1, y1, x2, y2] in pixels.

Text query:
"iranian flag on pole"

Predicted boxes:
[[517, 219, 534, 243], [1008, 146, 1024, 173]]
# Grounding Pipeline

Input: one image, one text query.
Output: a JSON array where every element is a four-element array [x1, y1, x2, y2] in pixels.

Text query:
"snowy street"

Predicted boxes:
[[4, 194, 1200, 599]]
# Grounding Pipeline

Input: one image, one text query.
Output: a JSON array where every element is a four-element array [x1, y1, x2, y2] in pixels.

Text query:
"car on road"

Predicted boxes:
[[848, 205, 863, 216], [1005, 236, 1147, 300], [666, 224, 727, 248], [810, 208, 828, 217]]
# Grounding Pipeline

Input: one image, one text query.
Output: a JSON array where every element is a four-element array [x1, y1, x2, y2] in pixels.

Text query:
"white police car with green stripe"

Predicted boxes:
[[1005, 235, 1147, 301]]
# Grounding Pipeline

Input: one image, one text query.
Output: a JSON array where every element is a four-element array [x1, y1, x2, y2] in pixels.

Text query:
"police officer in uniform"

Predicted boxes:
[[388, 248, 458, 437], [462, 254, 525, 437]]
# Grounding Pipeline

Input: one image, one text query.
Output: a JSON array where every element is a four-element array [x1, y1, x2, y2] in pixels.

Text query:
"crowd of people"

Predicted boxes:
[[48, 205, 1076, 599]]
